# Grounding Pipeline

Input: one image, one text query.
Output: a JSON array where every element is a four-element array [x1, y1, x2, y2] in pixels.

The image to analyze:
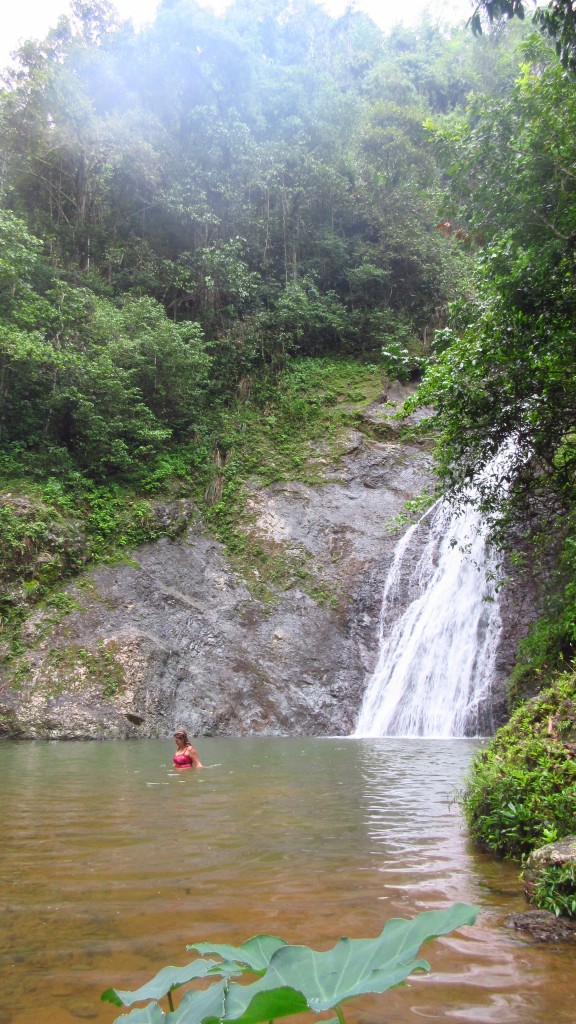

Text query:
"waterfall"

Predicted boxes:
[[354, 498, 503, 738]]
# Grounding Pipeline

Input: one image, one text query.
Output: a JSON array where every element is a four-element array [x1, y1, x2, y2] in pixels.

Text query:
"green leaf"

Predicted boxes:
[[206, 961, 252, 979], [187, 936, 287, 972], [102, 989, 124, 1007], [221, 905, 478, 1020], [113, 1005, 165, 1024], [105, 907, 478, 1024], [212, 986, 309, 1024], [165, 980, 228, 1024], [105, 959, 219, 1007]]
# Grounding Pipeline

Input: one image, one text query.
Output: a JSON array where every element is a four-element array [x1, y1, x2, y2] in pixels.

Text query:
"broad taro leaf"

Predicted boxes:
[[112, 1004, 165, 1024], [112, 979, 229, 1024], [205, 987, 309, 1024], [207, 961, 253, 979], [188, 935, 287, 972], [103, 959, 219, 1007], [222, 904, 478, 1020], [164, 979, 228, 1024]]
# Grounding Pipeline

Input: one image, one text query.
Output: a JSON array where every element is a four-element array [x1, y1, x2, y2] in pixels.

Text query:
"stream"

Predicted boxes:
[[0, 737, 573, 1024]]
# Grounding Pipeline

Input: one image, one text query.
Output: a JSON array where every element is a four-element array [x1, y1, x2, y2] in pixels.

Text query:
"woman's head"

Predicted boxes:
[[174, 730, 189, 747]]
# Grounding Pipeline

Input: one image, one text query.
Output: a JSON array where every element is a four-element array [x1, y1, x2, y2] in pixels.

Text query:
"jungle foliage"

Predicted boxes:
[[462, 673, 576, 858], [471, 0, 576, 72], [0, 0, 528, 624], [408, 35, 576, 682], [528, 859, 576, 918], [395, 17, 576, 891]]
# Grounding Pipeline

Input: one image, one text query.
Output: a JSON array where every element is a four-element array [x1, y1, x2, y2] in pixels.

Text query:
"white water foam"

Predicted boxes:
[[354, 498, 503, 738]]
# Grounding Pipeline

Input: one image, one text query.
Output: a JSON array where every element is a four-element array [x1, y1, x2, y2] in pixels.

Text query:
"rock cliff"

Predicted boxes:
[[0, 388, 527, 740]]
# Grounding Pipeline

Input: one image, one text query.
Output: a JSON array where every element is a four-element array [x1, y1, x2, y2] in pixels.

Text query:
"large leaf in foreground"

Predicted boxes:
[[188, 935, 287, 972], [113, 979, 229, 1024], [206, 986, 309, 1024], [103, 959, 219, 1007], [165, 980, 228, 1024], [106, 905, 478, 1024], [222, 904, 478, 1019], [112, 1005, 165, 1024]]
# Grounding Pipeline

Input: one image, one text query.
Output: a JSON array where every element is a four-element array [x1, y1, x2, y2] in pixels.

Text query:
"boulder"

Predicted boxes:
[[505, 909, 576, 943]]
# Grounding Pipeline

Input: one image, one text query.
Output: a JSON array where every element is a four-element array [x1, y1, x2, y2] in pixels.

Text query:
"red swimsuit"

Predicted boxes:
[[173, 752, 193, 767]]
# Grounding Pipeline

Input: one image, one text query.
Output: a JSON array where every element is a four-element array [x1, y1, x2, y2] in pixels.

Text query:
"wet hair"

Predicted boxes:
[[174, 729, 189, 745]]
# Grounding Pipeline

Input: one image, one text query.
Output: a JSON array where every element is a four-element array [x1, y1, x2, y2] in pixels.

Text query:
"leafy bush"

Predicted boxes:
[[462, 673, 576, 858], [380, 339, 417, 382], [267, 278, 351, 356], [527, 861, 576, 918], [102, 906, 478, 1024]]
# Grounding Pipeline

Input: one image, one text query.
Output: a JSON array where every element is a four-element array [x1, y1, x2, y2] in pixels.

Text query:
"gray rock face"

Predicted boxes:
[[0, 396, 533, 741], [2, 426, 437, 739]]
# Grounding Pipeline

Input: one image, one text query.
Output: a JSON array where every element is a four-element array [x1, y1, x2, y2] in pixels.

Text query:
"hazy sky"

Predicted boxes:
[[1, 0, 476, 69]]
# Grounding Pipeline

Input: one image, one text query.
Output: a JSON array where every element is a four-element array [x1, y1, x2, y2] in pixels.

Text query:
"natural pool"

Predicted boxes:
[[0, 737, 573, 1024]]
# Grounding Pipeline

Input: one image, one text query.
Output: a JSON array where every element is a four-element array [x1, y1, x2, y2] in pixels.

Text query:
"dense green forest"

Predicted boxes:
[[1, 0, 576, 892], [0, 0, 500, 623]]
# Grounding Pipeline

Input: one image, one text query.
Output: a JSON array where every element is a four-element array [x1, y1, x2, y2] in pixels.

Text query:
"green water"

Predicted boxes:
[[0, 737, 573, 1023]]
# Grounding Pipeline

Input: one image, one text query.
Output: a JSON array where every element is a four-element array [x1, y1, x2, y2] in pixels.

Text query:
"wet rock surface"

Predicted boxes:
[[1, 419, 434, 738], [0, 387, 533, 740], [505, 910, 576, 943]]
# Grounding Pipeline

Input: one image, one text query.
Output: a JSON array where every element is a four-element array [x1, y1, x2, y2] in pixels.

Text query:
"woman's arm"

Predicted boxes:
[[186, 745, 203, 767]]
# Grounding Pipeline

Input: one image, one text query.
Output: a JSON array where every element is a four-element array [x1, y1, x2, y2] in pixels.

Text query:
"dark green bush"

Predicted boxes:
[[462, 673, 576, 858], [527, 862, 576, 918]]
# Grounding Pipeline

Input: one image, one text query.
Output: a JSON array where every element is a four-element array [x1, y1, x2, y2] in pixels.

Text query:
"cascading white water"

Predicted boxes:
[[354, 498, 503, 738]]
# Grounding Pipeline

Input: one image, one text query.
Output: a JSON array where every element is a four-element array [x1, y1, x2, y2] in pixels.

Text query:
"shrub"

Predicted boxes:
[[527, 861, 576, 918], [462, 673, 576, 858]]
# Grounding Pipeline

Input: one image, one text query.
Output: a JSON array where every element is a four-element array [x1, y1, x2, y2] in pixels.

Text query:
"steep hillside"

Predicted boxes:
[[1, 378, 437, 738]]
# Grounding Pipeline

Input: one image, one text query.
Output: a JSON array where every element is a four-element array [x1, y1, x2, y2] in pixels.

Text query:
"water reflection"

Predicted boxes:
[[0, 738, 573, 1024]]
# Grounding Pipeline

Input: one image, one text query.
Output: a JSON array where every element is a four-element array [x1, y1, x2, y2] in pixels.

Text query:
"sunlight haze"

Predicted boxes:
[[1, 0, 475, 70]]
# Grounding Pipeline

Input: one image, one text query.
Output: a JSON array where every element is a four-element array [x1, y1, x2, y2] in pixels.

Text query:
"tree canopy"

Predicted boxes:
[[471, 0, 576, 70], [412, 33, 576, 516], [2, 0, 497, 481]]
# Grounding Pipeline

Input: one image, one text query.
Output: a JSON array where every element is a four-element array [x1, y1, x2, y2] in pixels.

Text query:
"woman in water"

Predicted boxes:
[[173, 730, 203, 768]]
